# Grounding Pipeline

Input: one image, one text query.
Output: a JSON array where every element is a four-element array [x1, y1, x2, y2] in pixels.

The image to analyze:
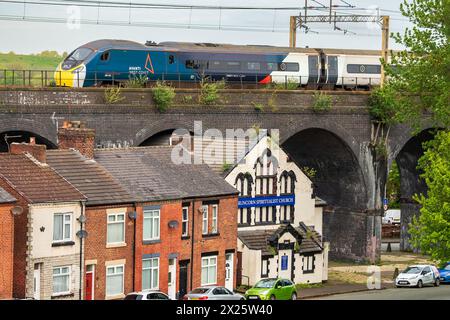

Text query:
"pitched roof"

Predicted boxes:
[[46, 149, 136, 206], [0, 153, 85, 204], [0, 186, 15, 203], [238, 223, 323, 256], [94, 146, 238, 202]]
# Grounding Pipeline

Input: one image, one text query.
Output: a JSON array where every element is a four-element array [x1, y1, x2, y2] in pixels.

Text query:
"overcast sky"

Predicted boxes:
[[0, 0, 411, 54]]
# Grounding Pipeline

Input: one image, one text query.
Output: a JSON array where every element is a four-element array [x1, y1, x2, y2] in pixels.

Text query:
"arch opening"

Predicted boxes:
[[139, 129, 194, 147], [282, 128, 370, 261], [0, 131, 57, 152]]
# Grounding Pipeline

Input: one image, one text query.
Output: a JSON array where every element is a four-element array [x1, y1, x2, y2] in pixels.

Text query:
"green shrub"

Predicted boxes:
[[124, 74, 148, 88], [152, 81, 175, 112], [312, 92, 332, 112], [301, 166, 317, 179], [182, 95, 193, 104], [199, 79, 226, 105], [222, 162, 232, 172], [104, 87, 124, 104], [252, 102, 264, 112], [368, 87, 398, 125]]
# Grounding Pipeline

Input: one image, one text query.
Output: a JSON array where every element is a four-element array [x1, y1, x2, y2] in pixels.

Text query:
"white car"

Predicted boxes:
[[383, 209, 401, 224], [124, 290, 171, 300], [395, 265, 441, 288]]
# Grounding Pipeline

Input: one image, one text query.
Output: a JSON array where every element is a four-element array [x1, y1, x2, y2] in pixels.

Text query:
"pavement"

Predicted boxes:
[[309, 284, 450, 300], [298, 282, 376, 299]]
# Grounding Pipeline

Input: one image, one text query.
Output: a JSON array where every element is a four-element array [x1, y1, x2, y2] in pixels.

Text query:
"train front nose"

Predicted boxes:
[[54, 63, 74, 87]]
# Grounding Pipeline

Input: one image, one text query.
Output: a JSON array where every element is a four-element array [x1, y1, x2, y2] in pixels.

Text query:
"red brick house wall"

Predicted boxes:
[[0, 202, 14, 299], [133, 195, 238, 297], [83, 205, 135, 300], [0, 180, 29, 299]]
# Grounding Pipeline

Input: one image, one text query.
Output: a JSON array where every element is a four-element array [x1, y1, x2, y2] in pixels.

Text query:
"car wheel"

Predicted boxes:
[[434, 279, 440, 287], [270, 295, 276, 300], [417, 280, 423, 288], [291, 292, 297, 300], [240, 297, 245, 300]]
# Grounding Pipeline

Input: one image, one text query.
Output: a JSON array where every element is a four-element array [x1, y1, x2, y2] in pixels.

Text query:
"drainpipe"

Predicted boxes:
[[132, 203, 137, 292], [78, 201, 86, 300], [190, 200, 195, 291]]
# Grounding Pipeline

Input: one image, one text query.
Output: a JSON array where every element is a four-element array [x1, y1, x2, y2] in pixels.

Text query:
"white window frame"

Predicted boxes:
[[106, 264, 124, 297], [201, 256, 217, 285], [107, 213, 125, 244], [182, 207, 189, 237], [202, 205, 209, 235], [52, 266, 71, 295], [142, 257, 159, 290], [143, 209, 160, 241], [53, 212, 72, 243], [211, 204, 218, 234]]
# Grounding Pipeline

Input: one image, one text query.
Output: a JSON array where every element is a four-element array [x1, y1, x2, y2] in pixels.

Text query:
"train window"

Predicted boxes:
[[266, 62, 278, 71], [168, 55, 175, 64], [209, 61, 225, 70], [100, 51, 110, 62], [347, 64, 381, 74], [247, 62, 261, 71], [186, 60, 196, 69], [279, 62, 299, 72], [225, 61, 241, 70]]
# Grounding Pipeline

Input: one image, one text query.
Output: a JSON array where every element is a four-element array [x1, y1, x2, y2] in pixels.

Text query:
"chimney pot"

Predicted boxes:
[[58, 121, 95, 159]]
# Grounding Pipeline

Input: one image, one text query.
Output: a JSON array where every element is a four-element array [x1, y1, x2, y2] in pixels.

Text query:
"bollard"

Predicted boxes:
[[387, 242, 392, 252]]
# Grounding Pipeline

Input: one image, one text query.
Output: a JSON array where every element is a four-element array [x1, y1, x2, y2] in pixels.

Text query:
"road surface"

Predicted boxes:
[[311, 284, 450, 300]]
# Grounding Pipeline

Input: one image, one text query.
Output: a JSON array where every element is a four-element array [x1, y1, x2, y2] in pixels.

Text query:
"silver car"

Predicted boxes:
[[124, 290, 171, 300], [395, 264, 441, 288], [183, 286, 245, 300]]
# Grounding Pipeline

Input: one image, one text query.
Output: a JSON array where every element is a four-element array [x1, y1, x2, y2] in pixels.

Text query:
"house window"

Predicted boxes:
[[201, 256, 217, 285], [303, 255, 315, 274], [107, 213, 125, 244], [52, 266, 71, 295], [143, 209, 160, 241], [211, 205, 218, 234], [261, 259, 269, 277], [202, 205, 208, 235], [182, 207, 189, 237], [142, 258, 159, 290], [106, 265, 124, 297], [53, 213, 72, 242]]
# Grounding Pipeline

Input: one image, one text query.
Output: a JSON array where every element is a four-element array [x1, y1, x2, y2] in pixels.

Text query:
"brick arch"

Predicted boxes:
[[0, 118, 57, 146], [134, 119, 195, 146]]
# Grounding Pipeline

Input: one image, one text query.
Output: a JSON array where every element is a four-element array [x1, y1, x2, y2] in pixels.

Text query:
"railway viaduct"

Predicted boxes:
[[0, 87, 433, 263]]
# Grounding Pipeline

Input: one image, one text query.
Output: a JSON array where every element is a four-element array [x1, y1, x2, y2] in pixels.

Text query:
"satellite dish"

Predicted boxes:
[[76, 230, 88, 239], [168, 220, 179, 229], [128, 211, 137, 220], [11, 206, 23, 216], [78, 214, 87, 224]]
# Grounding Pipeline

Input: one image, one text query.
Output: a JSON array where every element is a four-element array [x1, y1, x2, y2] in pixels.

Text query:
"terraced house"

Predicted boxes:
[[0, 140, 86, 300]]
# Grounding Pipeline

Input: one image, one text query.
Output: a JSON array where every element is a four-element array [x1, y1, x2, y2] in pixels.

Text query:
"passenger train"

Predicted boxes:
[[55, 39, 383, 88]]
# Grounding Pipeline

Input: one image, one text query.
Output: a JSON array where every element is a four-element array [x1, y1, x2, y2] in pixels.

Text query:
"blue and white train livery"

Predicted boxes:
[[55, 39, 383, 88]]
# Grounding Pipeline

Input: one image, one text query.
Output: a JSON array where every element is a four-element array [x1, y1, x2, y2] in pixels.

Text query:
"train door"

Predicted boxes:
[[166, 52, 179, 81], [307, 55, 320, 88], [325, 55, 338, 89]]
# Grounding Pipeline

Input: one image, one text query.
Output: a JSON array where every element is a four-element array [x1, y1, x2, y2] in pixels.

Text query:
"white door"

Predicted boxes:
[[225, 253, 234, 291], [168, 258, 177, 300], [33, 264, 40, 300]]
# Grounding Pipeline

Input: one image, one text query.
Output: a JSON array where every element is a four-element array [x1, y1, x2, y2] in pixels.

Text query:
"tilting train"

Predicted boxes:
[[55, 39, 383, 88]]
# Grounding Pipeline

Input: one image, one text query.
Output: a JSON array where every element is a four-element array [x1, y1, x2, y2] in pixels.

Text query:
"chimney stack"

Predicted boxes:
[[10, 137, 47, 163], [58, 121, 95, 159]]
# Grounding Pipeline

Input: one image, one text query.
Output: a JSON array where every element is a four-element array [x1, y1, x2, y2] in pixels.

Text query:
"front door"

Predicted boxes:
[[225, 253, 234, 291], [168, 258, 177, 300], [85, 265, 95, 300], [178, 260, 189, 300], [278, 251, 292, 280], [33, 264, 40, 300]]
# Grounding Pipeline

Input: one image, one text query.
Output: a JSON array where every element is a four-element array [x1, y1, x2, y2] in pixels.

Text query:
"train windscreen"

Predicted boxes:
[[62, 48, 93, 70]]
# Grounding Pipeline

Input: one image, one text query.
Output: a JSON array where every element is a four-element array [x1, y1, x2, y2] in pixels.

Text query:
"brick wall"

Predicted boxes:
[[0, 203, 14, 299], [0, 180, 29, 298], [83, 205, 135, 300]]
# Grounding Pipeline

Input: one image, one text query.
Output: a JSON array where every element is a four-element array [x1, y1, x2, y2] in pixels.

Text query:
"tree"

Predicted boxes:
[[409, 130, 450, 264], [378, 0, 450, 129]]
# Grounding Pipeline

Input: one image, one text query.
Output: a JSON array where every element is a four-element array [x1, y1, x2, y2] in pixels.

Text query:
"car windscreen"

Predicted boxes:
[[403, 267, 422, 274], [190, 288, 210, 294], [254, 279, 277, 288], [444, 264, 450, 271], [124, 294, 143, 300]]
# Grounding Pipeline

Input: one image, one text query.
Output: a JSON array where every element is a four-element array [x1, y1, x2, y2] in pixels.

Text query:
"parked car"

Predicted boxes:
[[383, 209, 401, 224], [395, 265, 440, 288], [245, 278, 297, 300], [438, 262, 450, 283], [182, 286, 245, 300], [124, 290, 171, 300]]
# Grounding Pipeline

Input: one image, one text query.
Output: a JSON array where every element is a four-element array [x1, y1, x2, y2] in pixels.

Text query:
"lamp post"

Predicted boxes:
[[76, 211, 87, 301]]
